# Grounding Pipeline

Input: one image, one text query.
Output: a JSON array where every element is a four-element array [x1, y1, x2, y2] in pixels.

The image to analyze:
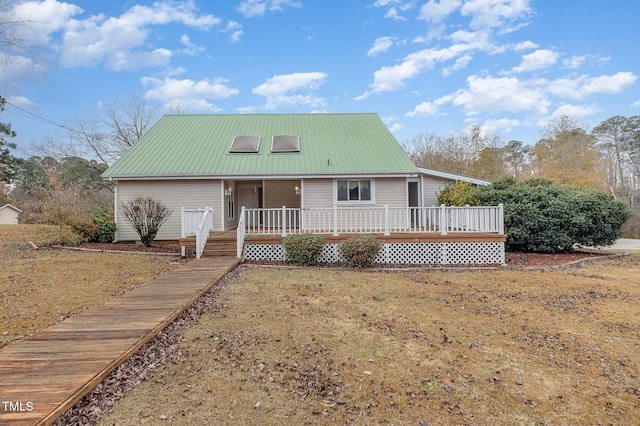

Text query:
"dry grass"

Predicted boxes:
[[0, 225, 178, 347], [97, 255, 640, 425]]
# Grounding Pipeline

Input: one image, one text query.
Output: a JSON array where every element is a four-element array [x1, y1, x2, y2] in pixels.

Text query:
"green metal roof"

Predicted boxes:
[[103, 113, 418, 178]]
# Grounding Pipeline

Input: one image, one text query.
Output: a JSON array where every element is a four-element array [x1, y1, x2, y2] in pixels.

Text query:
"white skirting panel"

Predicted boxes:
[[244, 241, 505, 265]]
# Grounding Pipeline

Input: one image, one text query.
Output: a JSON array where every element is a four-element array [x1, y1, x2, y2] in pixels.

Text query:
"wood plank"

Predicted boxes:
[[0, 257, 240, 426]]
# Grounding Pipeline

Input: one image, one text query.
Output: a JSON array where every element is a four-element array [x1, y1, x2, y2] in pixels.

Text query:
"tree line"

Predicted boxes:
[[405, 114, 640, 237]]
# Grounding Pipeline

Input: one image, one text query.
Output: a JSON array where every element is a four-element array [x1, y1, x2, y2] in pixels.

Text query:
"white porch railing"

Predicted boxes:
[[237, 206, 246, 258], [181, 207, 213, 258], [242, 204, 503, 237]]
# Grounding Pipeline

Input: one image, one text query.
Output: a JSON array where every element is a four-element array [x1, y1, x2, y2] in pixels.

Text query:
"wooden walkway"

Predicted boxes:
[[0, 257, 240, 426]]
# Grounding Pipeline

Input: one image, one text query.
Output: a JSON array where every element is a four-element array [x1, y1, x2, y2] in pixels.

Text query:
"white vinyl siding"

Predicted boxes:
[[116, 180, 221, 241], [421, 175, 449, 206], [264, 180, 301, 209], [373, 178, 406, 208], [302, 179, 333, 209]]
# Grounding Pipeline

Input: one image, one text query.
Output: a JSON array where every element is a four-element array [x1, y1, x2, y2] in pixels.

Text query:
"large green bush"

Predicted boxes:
[[283, 233, 326, 266], [438, 178, 632, 253], [338, 235, 383, 268]]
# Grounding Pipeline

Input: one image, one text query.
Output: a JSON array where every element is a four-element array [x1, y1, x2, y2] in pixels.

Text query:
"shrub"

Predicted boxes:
[[90, 214, 117, 243], [283, 233, 326, 266], [437, 180, 481, 206], [72, 219, 100, 242], [476, 179, 632, 253], [120, 197, 171, 247], [338, 235, 383, 268]]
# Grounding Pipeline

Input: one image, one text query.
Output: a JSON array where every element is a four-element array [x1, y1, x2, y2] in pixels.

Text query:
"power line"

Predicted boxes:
[[3, 100, 77, 133]]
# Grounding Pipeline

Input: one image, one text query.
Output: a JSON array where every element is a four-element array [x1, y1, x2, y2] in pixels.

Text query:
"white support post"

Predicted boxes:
[[180, 207, 186, 257], [384, 204, 390, 236], [281, 206, 287, 237], [333, 205, 338, 236], [498, 203, 504, 234], [440, 204, 448, 235]]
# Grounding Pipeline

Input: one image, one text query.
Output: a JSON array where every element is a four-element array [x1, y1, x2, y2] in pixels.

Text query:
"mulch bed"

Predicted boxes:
[[76, 242, 618, 268]]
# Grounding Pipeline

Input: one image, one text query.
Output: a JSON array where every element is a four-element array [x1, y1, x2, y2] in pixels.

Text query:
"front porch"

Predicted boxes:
[[180, 205, 505, 265], [238, 205, 505, 265]]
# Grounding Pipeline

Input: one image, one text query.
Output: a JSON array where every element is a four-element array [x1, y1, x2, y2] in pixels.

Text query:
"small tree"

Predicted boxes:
[[120, 197, 171, 246]]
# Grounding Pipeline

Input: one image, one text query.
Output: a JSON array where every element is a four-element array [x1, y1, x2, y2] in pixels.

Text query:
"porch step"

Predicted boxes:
[[202, 230, 237, 257]]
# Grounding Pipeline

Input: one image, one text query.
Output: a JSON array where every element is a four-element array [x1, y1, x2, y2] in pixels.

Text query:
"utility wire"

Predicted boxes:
[[3, 100, 77, 133]]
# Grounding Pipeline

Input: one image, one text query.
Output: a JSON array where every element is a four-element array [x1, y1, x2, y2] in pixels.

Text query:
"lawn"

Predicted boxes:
[[0, 225, 179, 347], [96, 255, 640, 425], [3, 225, 638, 425]]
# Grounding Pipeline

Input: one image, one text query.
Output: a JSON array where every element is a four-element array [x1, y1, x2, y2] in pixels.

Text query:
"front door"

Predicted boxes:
[[239, 186, 262, 226], [408, 181, 420, 228]]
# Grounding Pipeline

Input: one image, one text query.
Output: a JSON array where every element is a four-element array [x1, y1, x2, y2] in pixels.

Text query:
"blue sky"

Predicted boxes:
[[1, 0, 639, 156]]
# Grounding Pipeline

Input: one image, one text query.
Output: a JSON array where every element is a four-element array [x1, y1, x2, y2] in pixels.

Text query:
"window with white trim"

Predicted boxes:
[[337, 180, 372, 202]]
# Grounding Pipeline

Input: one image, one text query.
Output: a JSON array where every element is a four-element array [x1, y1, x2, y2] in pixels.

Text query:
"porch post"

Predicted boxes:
[[498, 203, 504, 234], [440, 204, 448, 235], [281, 206, 287, 237], [384, 204, 390, 236], [333, 205, 338, 236], [181, 207, 186, 257]]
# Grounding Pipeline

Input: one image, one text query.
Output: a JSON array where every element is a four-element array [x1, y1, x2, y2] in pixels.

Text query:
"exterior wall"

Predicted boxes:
[[223, 180, 238, 231], [301, 178, 333, 209], [0, 207, 19, 225], [116, 179, 221, 241], [373, 177, 407, 208], [302, 177, 408, 208], [264, 180, 301, 209], [422, 175, 449, 206]]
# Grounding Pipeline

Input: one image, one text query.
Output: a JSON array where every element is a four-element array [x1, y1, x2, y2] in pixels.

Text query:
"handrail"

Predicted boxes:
[[195, 207, 213, 259], [237, 206, 246, 258], [243, 205, 504, 236]]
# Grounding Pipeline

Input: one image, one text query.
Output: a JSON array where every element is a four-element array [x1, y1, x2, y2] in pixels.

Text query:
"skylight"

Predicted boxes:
[[229, 136, 261, 153], [271, 135, 300, 152]]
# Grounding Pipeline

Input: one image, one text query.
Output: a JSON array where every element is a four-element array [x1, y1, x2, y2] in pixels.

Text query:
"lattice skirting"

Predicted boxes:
[[244, 242, 505, 265]]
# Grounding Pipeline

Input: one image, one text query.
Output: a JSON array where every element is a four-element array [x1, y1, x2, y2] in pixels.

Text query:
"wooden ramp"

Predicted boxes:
[[0, 257, 240, 426]]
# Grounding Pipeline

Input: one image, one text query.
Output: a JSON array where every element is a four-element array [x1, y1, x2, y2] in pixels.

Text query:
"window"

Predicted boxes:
[[337, 180, 372, 202]]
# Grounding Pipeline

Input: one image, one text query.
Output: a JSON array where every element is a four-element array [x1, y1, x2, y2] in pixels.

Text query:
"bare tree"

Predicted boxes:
[[32, 95, 157, 190], [0, 0, 43, 64], [120, 197, 171, 246]]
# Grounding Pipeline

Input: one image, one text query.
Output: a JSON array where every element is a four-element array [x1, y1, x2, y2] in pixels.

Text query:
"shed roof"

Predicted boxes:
[[103, 114, 418, 179], [0, 204, 21, 212]]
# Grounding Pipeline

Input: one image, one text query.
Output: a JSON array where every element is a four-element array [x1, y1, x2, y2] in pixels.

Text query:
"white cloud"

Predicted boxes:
[[0, 55, 47, 86], [632, 100, 640, 109], [512, 49, 558, 73], [358, 44, 471, 98], [546, 72, 638, 100], [367, 37, 395, 57], [6, 95, 38, 109], [513, 40, 538, 50], [480, 118, 520, 135], [546, 104, 602, 124], [583, 71, 637, 95], [461, 0, 533, 30], [419, 0, 462, 23], [236, 0, 302, 18], [372, 0, 416, 21], [61, 1, 220, 69], [253, 72, 328, 109], [142, 76, 239, 112], [451, 75, 549, 116], [562, 55, 588, 69], [8, 0, 82, 45], [224, 21, 243, 44], [406, 101, 440, 117]]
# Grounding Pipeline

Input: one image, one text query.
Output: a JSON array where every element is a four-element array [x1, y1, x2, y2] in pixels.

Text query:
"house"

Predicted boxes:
[[0, 204, 21, 225], [103, 113, 504, 265]]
